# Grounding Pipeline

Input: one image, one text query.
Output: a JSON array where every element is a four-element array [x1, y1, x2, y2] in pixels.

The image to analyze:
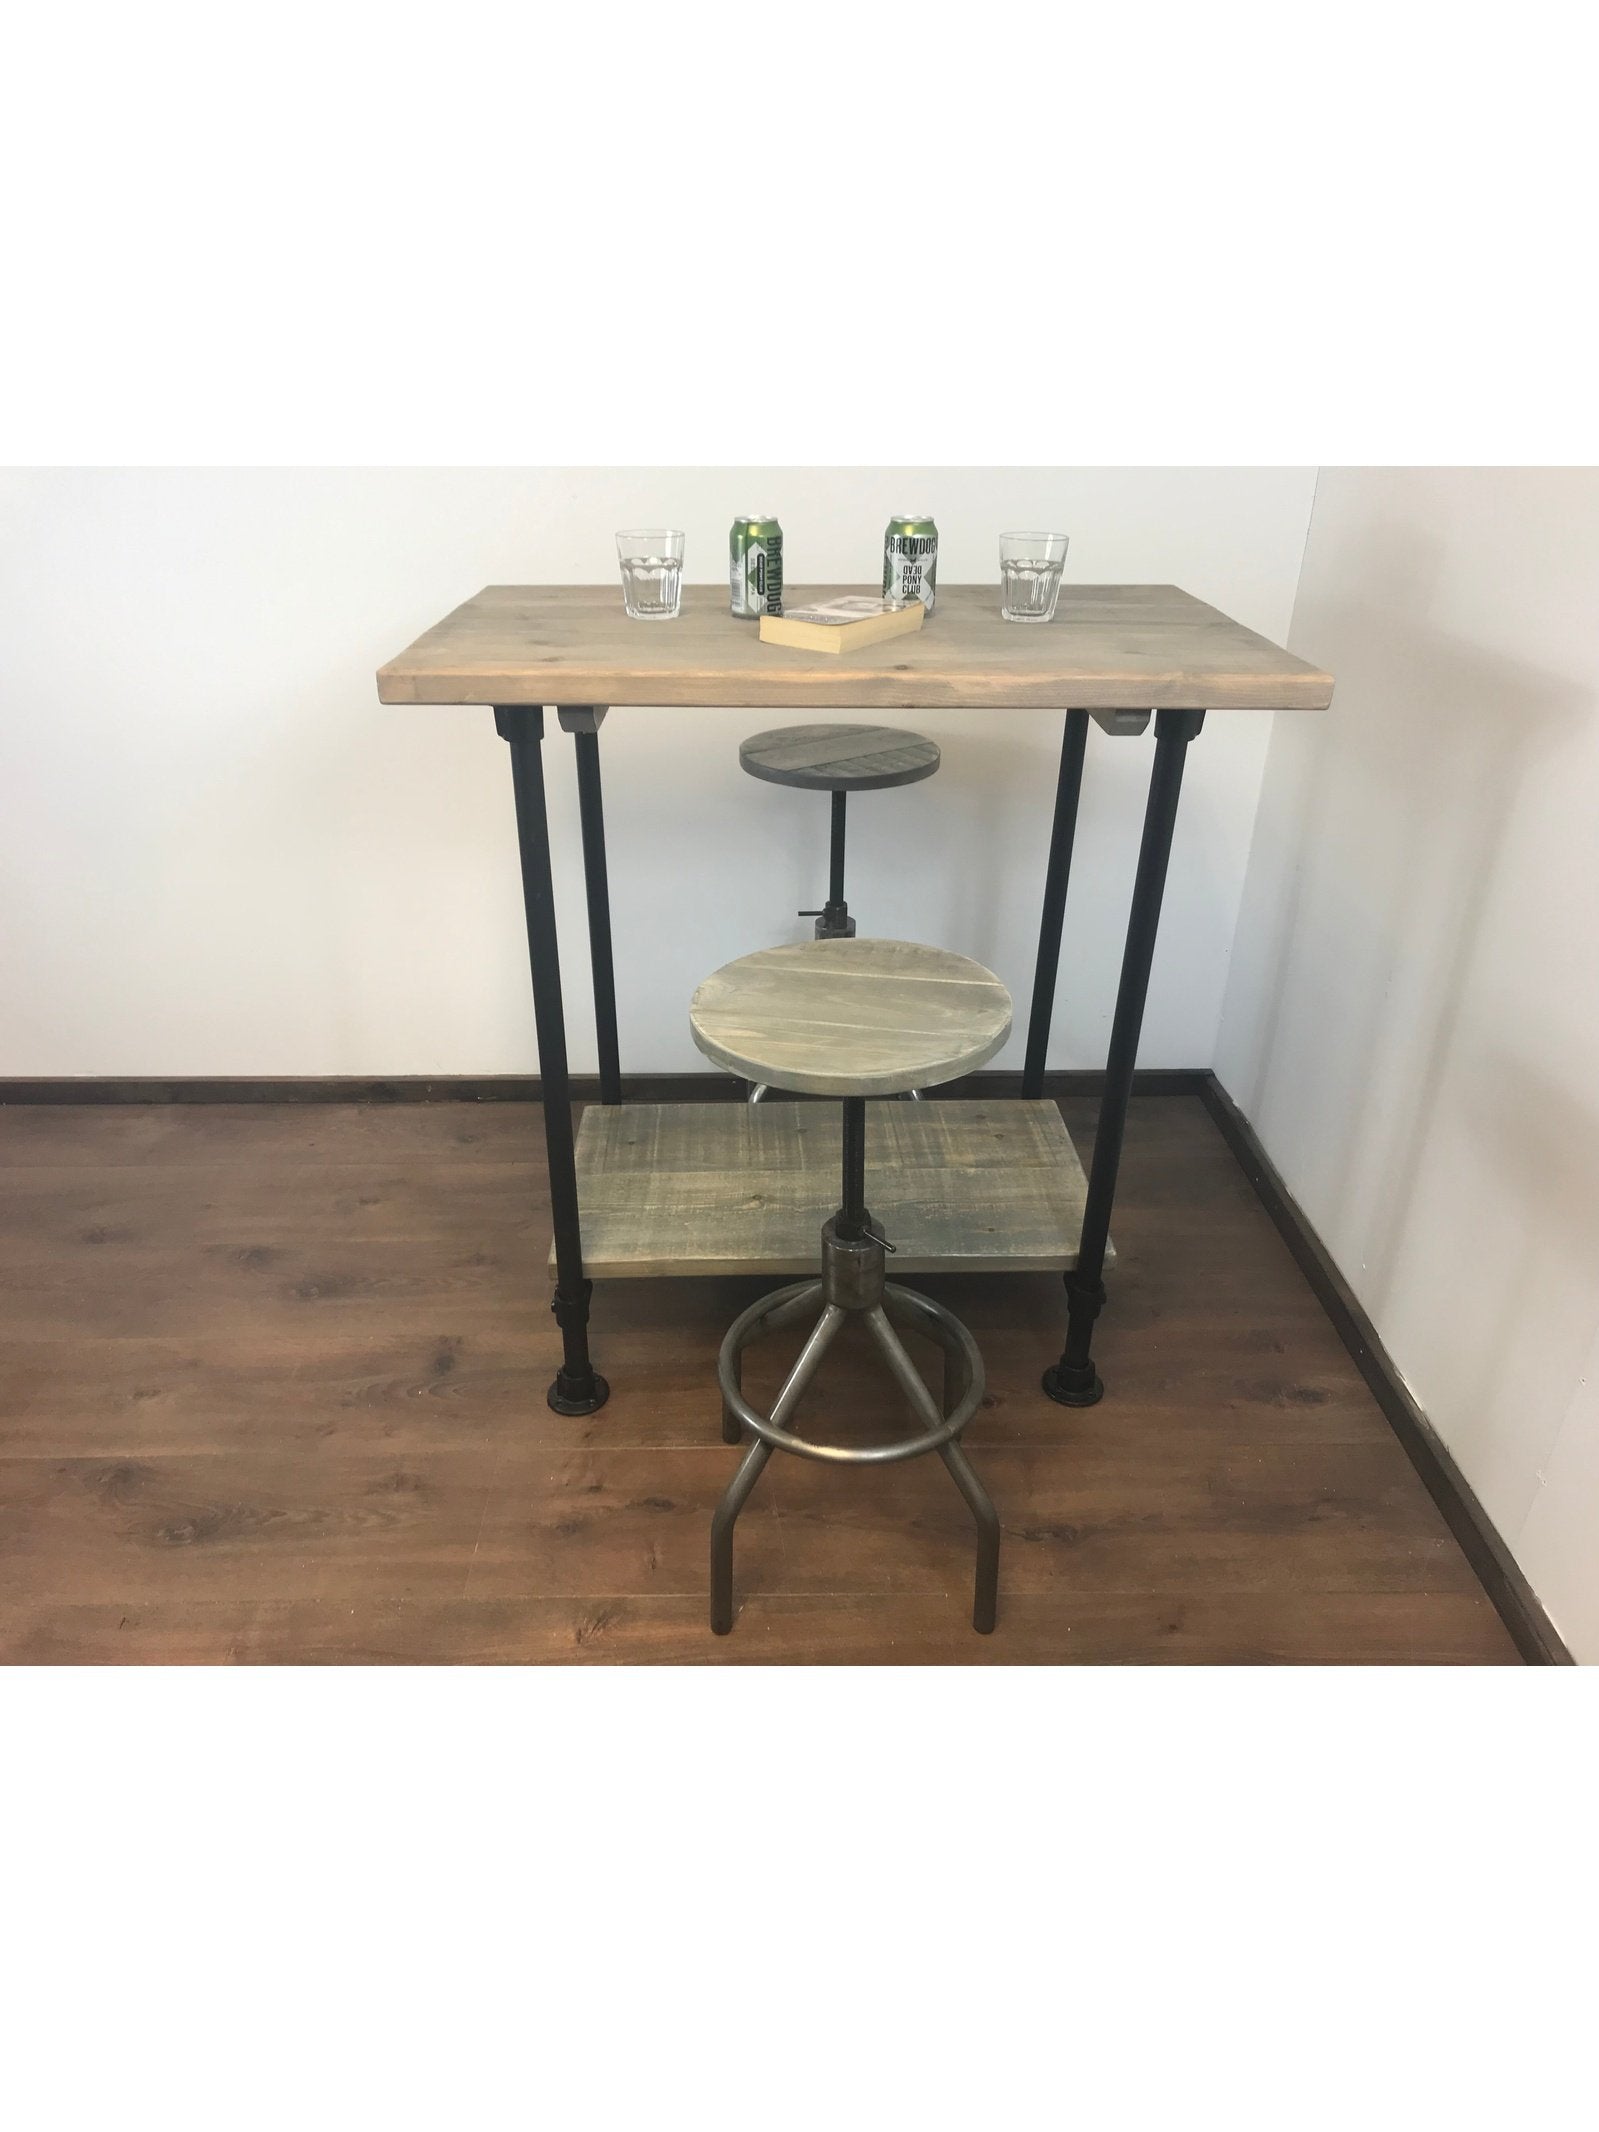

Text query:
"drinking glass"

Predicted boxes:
[[616, 530, 684, 620], [999, 532, 1069, 622]]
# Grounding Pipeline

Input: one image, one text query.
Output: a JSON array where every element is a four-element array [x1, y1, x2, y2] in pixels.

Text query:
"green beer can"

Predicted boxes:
[[730, 515, 784, 619], [883, 513, 938, 613]]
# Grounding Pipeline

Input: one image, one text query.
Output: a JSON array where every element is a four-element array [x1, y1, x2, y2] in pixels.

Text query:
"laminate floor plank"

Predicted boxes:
[[0, 1096, 1522, 1664], [0, 1591, 1510, 1667]]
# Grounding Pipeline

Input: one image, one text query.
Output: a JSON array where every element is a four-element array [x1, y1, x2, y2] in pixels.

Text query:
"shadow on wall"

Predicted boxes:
[[1455, 1044, 1599, 1477], [1246, 525, 1592, 1316]]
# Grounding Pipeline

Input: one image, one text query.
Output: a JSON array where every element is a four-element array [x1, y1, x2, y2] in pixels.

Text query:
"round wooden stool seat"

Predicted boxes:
[[738, 723, 941, 793], [690, 938, 1012, 1098]]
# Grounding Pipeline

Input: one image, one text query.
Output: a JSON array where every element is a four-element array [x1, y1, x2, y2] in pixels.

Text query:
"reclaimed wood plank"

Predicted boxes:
[[376, 584, 1335, 712], [689, 939, 1012, 1097], [738, 723, 940, 790], [561, 1099, 1104, 1277]]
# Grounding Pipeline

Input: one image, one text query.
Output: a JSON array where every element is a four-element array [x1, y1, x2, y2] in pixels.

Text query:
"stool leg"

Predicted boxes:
[[721, 1343, 744, 1445], [938, 1440, 1001, 1635], [865, 1305, 999, 1634], [711, 1301, 845, 1633], [942, 1341, 968, 1421], [720, 1279, 825, 1444], [865, 1303, 947, 1428], [711, 1439, 772, 1634]]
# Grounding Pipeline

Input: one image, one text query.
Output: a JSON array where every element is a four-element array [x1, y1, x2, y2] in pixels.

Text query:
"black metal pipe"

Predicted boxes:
[[572, 723, 622, 1105], [838, 1095, 868, 1238], [829, 789, 847, 907], [495, 705, 609, 1416], [1022, 709, 1090, 1099], [1044, 706, 1205, 1406]]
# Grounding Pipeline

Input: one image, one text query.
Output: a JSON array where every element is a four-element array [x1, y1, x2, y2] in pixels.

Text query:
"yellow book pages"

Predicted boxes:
[[759, 596, 926, 654]]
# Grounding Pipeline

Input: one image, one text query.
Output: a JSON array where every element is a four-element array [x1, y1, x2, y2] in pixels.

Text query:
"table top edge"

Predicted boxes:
[[374, 580, 1335, 711]]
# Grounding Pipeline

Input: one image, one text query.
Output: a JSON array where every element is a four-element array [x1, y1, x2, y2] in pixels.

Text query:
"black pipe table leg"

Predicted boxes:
[[1044, 706, 1206, 1407], [561, 707, 622, 1107], [1022, 709, 1091, 1099], [496, 705, 609, 1417]]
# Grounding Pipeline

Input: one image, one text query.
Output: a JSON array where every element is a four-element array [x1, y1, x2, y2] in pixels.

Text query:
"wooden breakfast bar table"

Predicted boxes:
[[378, 583, 1333, 1417]]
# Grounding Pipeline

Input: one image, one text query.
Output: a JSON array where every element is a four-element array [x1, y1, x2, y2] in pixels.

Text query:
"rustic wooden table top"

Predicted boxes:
[[377, 583, 1334, 712]]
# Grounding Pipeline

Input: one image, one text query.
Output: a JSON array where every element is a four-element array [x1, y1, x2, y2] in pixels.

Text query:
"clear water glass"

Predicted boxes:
[[616, 529, 685, 620], [999, 531, 1069, 622]]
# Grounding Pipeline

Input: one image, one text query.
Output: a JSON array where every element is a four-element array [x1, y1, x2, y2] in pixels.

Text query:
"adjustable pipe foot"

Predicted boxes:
[[549, 1369, 610, 1417], [1045, 1269, 1107, 1406], [1041, 1360, 1103, 1408], [549, 1280, 608, 1414]]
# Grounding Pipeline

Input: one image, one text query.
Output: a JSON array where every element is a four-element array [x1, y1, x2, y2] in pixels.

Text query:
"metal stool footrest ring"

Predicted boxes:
[[711, 1226, 1000, 1636]]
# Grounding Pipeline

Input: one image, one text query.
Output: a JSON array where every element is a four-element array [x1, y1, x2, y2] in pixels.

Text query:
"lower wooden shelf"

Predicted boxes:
[[556, 1098, 1108, 1279]]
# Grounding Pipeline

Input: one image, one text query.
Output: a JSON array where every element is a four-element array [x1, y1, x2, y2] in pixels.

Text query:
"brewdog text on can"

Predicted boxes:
[[883, 515, 938, 613], [730, 516, 784, 618]]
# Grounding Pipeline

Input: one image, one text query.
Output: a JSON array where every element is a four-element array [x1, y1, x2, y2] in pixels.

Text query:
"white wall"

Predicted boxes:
[[1217, 468, 1599, 1662], [0, 467, 1313, 1079]]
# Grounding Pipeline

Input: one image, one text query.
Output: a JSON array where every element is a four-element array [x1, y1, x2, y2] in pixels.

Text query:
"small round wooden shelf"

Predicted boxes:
[[690, 938, 1012, 1098], [738, 723, 941, 794]]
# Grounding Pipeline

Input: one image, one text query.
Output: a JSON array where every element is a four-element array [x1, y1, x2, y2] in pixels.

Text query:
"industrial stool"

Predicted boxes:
[[739, 723, 941, 1101], [739, 723, 941, 941], [688, 937, 1011, 1635]]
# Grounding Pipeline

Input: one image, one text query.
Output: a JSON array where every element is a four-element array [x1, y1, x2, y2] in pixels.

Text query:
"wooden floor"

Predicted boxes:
[[0, 1096, 1519, 1665]]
